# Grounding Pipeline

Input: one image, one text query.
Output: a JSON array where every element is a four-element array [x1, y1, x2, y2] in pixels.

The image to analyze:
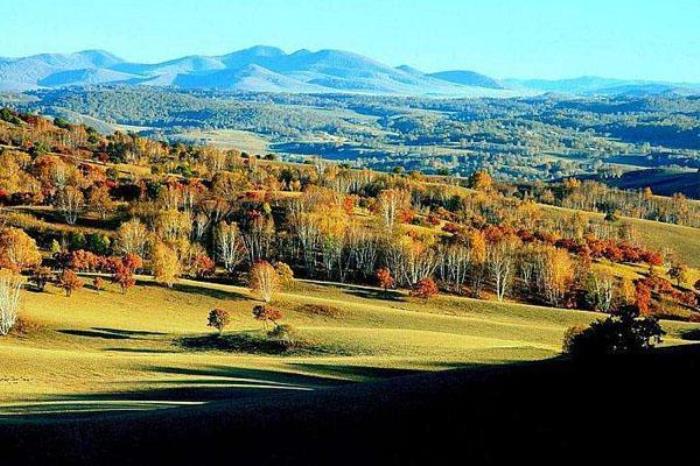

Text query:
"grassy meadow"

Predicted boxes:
[[2, 274, 698, 418]]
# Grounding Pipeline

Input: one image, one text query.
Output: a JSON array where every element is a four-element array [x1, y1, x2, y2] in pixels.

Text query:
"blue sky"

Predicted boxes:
[[2, 0, 699, 81]]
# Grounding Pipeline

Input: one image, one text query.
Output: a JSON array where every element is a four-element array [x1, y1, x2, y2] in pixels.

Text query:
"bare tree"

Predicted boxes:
[[0, 270, 22, 335], [216, 221, 246, 273], [56, 186, 84, 225]]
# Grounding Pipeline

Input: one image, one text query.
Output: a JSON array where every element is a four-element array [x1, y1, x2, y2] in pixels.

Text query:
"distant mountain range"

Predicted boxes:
[[1, 46, 699, 97]]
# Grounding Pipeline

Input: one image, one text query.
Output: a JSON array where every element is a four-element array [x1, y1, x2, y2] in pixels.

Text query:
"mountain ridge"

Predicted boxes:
[[2, 46, 699, 96]]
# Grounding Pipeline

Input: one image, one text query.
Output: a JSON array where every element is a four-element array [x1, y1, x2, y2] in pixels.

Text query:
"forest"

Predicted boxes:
[[1, 108, 699, 330]]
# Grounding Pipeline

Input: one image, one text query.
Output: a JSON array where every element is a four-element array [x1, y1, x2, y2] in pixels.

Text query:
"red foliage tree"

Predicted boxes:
[[635, 282, 652, 316], [411, 278, 439, 300], [375, 267, 395, 292], [59, 269, 83, 297], [191, 253, 215, 278]]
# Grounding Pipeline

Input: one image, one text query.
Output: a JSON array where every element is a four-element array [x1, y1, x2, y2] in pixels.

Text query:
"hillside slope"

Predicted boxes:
[[2, 345, 698, 465]]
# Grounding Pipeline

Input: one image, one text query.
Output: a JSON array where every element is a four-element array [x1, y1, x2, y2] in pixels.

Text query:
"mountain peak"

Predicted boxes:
[[73, 49, 124, 66], [235, 45, 286, 57]]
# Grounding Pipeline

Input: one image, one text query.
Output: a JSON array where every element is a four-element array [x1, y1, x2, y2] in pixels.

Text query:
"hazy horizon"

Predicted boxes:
[[2, 0, 699, 82]]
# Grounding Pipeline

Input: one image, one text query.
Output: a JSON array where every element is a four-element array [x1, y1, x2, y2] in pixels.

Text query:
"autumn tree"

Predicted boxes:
[[207, 308, 231, 336], [152, 241, 181, 288], [242, 213, 275, 265], [59, 269, 83, 297], [274, 262, 295, 288], [0, 269, 22, 335], [410, 277, 439, 300], [116, 219, 149, 257], [635, 282, 652, 316], [536, 246, 574, 306], [88, 184, 116, 219], [469, 170, 493, 191], [468, 230, 488, 297], [0, 227, 42, 271], [377, 189, 411, 233], [155, 209, 192, 243], [111, 260, 136, 294], [376, 267, 395, 293], [249, 261, 279, 303], [584, 271, 616, 313]]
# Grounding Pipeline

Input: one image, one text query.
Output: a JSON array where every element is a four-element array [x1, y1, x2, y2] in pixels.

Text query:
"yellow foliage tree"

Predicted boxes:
[[152, 241, 181, 288], [0, 227, 42, 271]]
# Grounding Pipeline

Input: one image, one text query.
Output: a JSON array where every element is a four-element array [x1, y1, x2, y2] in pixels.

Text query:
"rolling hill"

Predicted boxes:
[[506, 75, 700, 96], [593, 169, 700, 199]]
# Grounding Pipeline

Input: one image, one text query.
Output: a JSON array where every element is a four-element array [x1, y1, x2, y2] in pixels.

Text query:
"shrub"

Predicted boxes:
[[207, 308, 231, 336], [10, 316, 42, 336], [563, 314, 665, 360], [252, 304, 283, 329], [267, 323, 298, 348], [93, 276, 106, 292]]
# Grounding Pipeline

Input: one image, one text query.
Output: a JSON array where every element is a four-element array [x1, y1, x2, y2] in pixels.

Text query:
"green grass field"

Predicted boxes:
[[173, 129, 271, 154], [2, 276, 698, 417]]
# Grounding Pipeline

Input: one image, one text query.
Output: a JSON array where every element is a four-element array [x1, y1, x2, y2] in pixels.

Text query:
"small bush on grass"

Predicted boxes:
[[10, 316, 42, 336], [267, 324, 298, 348], [294, 303, 343, 318]]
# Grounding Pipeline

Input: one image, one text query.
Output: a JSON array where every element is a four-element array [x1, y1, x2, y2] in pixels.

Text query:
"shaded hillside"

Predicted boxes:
[[596, 169, 700, 199], [1, 345, 699, 465]]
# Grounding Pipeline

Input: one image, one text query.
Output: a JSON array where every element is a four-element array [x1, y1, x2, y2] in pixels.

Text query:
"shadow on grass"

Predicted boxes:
[[137, 280, 249, 301], [93, 327, 165, 336], [104, 348, 180, 354], [681, 328, 700, 341], [288, 363, 424, 380], [58, 329, 131, 340], [23, 364, 354, 410], [345, 288, 406, 302], [59, 327, 165, 341], [176, 331, 343, 356]]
